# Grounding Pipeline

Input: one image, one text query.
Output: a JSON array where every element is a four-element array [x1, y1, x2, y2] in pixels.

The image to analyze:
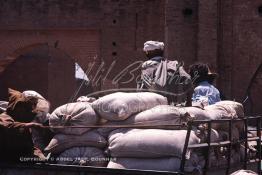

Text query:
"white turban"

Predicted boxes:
[[143, 41, 164, 52]]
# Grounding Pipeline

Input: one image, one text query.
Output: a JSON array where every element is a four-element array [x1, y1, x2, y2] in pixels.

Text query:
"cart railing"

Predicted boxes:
[[1, 116, 261, 175], [180, 116, 262, 175]]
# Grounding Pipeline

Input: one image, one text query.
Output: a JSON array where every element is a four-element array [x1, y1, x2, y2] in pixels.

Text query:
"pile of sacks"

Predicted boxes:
[[92, 94, 199, 171], [45, 92, 168, 167], [45, 102, 107, 166], [44, 91, 245, 172], [181, 101, 245, 168], [94, 94, 245, 172]]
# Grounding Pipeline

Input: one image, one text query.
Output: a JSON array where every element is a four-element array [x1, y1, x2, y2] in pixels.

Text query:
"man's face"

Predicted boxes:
[[145, 51, 150, 59]]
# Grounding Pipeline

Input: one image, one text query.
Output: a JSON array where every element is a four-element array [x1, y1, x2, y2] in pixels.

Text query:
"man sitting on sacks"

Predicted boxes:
[[0, 88, 47, 163], [137, 41, 193, 106], [188, 63, 221, 106]]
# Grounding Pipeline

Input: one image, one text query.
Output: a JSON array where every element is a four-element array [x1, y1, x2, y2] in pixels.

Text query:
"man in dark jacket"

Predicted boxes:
[[0, 88, 46, 163]]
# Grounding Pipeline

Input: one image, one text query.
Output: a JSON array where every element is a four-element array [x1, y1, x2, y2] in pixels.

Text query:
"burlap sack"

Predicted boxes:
[[92, 92, 168, 121], [181, 101, 244, 135], [49, 102, 97, 135], [182, 101, 244, 121], [45, 130, 106, 154], [57, 146, 107, 167], [107, 157, 181, 172], [205, 101, 244, 119], [108, 129, 200, 158], [206, 101, 244, 132], [97, 105, 190, 137], [179, 106, 209, 120], [107, 153, 202, 172]]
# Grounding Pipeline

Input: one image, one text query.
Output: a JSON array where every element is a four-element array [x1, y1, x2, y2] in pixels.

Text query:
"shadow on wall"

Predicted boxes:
[[0, 43, 93, 110]]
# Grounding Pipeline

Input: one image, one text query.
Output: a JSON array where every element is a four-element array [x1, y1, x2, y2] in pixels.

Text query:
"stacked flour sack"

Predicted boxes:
[[181, 101, 245, 168], [92, 92, 202, 172], [45, 101, 107, 167]]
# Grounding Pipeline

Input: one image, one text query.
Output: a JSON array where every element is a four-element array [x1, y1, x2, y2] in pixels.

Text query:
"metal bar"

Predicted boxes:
[[226, 120, 232, 175], [188, 141, 231, 148], [256, 117, 261, 174], [188, 119, 244, 124], [203, 121, 212, 175], [244, 118, 248, 169], [187, 139, 260, 149], [247, 137, 261, 141], [42, 117, 258, 130], [180, 121, 192, 172], [186, 118, 253, 126], [42, 124, 185, 129], [246, 116, 262, 119]]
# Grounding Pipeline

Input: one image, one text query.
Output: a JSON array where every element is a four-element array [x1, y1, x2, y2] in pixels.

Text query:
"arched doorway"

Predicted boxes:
[[0, 43, 91, 110]]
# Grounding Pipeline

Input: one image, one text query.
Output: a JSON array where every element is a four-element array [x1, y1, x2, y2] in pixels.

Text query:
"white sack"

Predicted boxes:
[[108, 129, 200, 158], [45, 130, 106, 154], [205, 100, 245, 132], [57, 147, 107, 167], [182, 101, 244, 121], [92, 92, 168, 121], [107, 153, 202, 172], [181, 101, 244, 132], [205, 101, 244, 119], [49, 102, 97, 135], [97, 105, 190, 137], [107, 157, 181, 171], [230, 170, 257, 175]]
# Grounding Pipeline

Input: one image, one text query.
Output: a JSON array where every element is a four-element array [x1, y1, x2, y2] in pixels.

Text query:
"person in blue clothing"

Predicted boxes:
[[188, 63, 221, 106]]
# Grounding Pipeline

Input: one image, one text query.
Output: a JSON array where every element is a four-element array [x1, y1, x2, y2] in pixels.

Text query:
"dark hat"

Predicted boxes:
[[189, 63, 218, 84]]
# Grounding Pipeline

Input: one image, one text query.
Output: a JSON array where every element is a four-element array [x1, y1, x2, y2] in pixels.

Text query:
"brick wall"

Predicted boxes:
[[0, 0, 166, 108], [0, 0, 261, 114], [165, 0, 198, 68]]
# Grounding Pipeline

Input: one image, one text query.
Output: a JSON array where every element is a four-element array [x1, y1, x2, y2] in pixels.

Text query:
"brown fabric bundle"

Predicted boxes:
[[6, 88, 38, 123]]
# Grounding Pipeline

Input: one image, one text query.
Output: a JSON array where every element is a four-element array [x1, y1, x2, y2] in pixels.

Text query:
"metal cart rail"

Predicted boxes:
[[0, 116, 261, 175]]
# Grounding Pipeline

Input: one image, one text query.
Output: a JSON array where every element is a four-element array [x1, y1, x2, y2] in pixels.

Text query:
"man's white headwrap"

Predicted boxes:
[[143, 41, 164, 52]]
